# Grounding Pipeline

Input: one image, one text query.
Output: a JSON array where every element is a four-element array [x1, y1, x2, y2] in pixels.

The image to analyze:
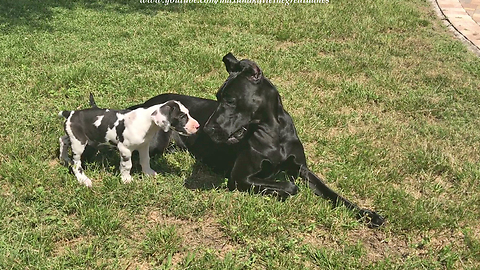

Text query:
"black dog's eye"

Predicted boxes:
[[180, 113, 187, 120]]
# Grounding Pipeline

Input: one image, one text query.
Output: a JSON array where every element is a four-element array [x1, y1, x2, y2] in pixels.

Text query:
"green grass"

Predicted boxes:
[[1, 0, 480, 268]]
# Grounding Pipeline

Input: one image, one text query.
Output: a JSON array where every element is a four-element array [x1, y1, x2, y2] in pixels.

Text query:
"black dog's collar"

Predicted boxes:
[[227, 126, 248, 144], [226, 120, 260, 144], [171, 127, 190, 137]]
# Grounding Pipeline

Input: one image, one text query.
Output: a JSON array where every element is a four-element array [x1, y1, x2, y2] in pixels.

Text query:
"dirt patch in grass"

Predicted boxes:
[[298, 226, 470, 266], [1, 181, 12, 197], [125, 260, 150, 270], [274, 41, 297, 51], [48, 158, 59, 168], [53, 234, 89, 258], [146, 210, 238, 266]]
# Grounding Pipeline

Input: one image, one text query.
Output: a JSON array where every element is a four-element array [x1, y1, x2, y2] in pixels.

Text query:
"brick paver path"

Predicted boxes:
[[459, 0, 480, 25], [437, 0, 480, 50]]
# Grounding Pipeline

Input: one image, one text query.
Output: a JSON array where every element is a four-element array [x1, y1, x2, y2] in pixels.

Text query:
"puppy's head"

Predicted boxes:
[[152, 101, 199, 135]]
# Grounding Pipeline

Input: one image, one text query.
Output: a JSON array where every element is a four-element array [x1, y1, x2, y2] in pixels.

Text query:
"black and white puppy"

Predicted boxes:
[[58, 100, 199, 187]]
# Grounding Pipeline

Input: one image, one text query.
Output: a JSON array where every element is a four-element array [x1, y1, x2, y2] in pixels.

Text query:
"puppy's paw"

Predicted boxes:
[[121, 175, 133, 184], [84, 179, 92, 188], [143, 169, 157, 176], [59, 157, 72, 167], [77, 176, 92, 188]]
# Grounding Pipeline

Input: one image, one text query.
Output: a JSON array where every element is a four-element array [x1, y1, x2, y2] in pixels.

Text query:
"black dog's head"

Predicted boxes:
[[204, 53, 280, 144]]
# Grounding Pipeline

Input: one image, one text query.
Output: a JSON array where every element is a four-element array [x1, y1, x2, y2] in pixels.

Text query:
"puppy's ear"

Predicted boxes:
[[223, 53, 239, 74], [151, 109, 170, 132], [159, 102, 176, 116]]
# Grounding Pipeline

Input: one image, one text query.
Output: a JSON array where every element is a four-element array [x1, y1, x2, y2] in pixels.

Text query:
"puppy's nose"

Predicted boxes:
[[194, 122, 200, 130]]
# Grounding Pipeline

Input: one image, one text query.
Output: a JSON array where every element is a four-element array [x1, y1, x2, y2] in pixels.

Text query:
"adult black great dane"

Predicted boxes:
[[129, 53, 384, 228]]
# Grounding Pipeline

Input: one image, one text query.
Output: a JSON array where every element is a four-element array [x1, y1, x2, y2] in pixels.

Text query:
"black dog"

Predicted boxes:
[[128, 53, 384, 227]]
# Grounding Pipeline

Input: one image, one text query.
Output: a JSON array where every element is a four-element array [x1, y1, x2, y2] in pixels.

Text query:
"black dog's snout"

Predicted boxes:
[[203, 122, 230, 144]]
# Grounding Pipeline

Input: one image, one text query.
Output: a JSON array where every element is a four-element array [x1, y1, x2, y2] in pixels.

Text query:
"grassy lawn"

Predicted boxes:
[[1, 0, 480, 269]]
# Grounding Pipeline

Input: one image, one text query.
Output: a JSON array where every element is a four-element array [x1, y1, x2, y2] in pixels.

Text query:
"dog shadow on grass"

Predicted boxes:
[[183, 162, 228, 191], [79, 146, 186, 178], [76, 145, 227, 190]]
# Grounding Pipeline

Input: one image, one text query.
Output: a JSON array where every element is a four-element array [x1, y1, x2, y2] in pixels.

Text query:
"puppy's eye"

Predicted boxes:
[[180, 113, 187, 120]]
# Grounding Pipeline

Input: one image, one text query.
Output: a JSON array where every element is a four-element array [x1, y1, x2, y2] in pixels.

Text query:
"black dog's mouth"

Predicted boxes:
[[226, 126, 248, 144]]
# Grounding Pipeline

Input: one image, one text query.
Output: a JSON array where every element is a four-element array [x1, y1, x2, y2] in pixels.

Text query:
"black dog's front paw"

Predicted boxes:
[[277, 182, 299, 201], [227, 178, 236, 191], [285, 182, 299, 196], [358, 209, 385, 228], [260, 182, 299, 201]]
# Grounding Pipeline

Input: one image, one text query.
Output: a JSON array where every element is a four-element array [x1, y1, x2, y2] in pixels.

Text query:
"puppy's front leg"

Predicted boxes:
[[138, 143, 157, 176], [118, 144, 133, 183]]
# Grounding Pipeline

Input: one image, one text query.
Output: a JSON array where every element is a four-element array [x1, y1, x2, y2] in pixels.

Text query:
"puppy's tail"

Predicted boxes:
[[89, 92, 98, 108], [58, 111, 72, 119]]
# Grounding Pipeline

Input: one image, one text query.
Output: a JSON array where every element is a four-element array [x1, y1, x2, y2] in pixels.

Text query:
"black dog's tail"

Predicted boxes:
[[89, 92, 98, 108], [299, 165, 384, 228]]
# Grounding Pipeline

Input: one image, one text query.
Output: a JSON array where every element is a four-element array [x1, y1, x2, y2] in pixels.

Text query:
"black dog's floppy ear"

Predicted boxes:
[[223, 53, 239, 74], [248, 62, 263, 83]]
